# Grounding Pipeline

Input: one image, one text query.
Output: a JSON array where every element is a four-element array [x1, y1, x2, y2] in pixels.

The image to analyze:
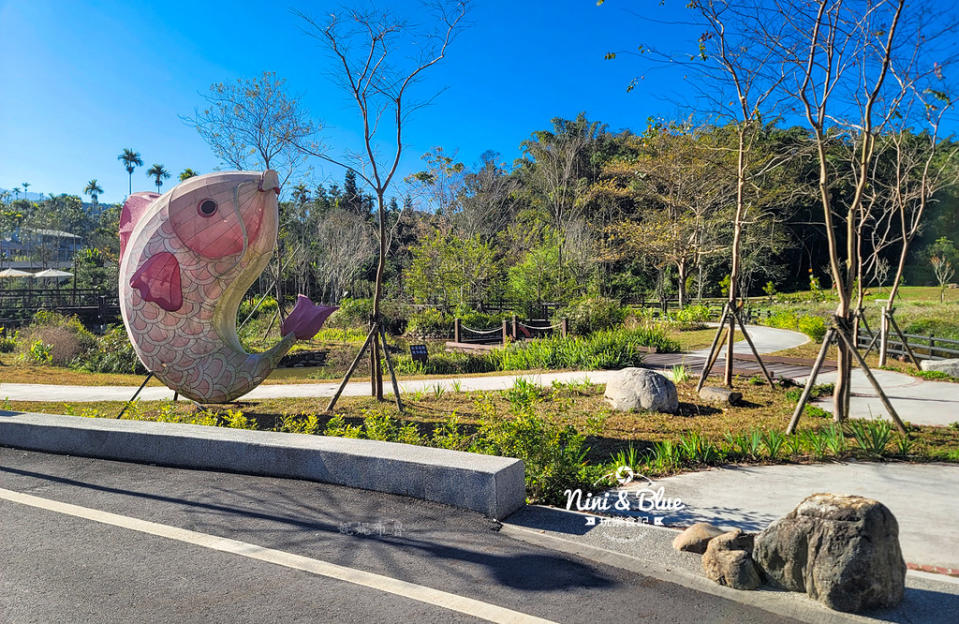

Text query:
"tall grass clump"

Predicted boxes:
[[18, 310, 97, 366], [489, 328, 678, 371]]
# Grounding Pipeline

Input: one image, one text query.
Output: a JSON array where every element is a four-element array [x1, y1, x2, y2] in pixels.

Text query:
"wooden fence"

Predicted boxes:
[[448, 316, 568, 352], [856, 327, 959, 361], [0, 288, 120, 327]]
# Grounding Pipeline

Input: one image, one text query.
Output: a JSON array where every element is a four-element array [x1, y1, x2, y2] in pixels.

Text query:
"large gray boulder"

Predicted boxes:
[[753, 493, 906, 612], [702, 529, 761, 590], [604, 368, 678, 414], [920, 358, 959, 377]]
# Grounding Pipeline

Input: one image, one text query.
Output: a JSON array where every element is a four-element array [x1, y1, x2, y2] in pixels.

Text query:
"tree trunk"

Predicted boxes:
[[725, 125, 747, 387], [371, 191, 387, 400], [676, 260, 686, 310]]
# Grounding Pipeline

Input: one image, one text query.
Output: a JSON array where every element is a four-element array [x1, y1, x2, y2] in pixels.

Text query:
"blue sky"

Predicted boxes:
[[0, 0, 704, 204]]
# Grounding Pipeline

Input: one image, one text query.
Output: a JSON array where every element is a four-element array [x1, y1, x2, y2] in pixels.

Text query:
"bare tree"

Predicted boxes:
[[607, 0, 790, 385], [315, 209, 377, 303], [768, 0, 957, 422], [456, 151, 519, 242], [296, 1, 470, 401], [931, 254, 955, 302], [186, 71, 319, 188], [874, 98, 959, 364]]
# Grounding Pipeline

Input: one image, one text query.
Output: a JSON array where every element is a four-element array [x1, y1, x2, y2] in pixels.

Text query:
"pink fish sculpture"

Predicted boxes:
[[119, 170, 336, 403]]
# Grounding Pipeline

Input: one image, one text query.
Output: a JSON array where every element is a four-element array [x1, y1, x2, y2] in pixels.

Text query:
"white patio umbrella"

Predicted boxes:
[[33, 269, 73, 278], [0, 268, 34, 278]]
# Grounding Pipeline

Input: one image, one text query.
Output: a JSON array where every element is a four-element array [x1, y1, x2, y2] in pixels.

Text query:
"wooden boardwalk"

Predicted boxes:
[[642, 352, 835, 381]]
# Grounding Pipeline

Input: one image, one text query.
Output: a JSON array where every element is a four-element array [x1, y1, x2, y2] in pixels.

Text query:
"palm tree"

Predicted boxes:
[[178, 168, 199, 181], [12, 187, 20, 201], [118, 148, 143, 195], [84, 179, 104, 209], [21, 182, 30, 199], [146, 163, 171, 193]]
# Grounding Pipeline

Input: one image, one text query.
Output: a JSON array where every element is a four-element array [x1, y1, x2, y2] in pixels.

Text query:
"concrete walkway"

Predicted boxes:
[[0, 325, 955, 428], [613, 462, 959, 572], [0, 323, 807, 405], [690, 323, 809, 356], [0, 324, 800, 404], [798, 368, 959, 427], [0, 370, 621, 403]]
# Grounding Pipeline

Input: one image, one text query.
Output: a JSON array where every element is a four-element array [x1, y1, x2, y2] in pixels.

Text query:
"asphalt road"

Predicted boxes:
[[0, 448, 799, 624]]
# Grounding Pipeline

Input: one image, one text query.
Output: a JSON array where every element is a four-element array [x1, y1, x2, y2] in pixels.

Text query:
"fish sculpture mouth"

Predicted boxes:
[[257, 169, 281, 195], [119, 169, 336, 404]]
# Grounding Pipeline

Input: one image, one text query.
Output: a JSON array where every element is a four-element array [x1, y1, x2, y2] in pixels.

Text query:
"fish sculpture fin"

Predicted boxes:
[[281, 294, 337, 340], [130, 252, 183, 312], [120, 192, 161, 259]]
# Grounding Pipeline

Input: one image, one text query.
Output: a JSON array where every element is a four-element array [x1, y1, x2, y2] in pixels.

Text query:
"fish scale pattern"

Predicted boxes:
[[119, 172, 292, 404]]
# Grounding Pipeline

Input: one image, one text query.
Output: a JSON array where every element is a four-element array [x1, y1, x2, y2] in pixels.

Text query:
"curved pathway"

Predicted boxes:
[[0, 325, 955, 426], [798, 368, 959, 427]]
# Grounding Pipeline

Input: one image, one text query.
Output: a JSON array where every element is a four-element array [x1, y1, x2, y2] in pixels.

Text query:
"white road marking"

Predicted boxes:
[[0, 487, 556, 624]]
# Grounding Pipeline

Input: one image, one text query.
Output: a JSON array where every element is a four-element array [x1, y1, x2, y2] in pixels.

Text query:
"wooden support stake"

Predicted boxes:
[[695, 304, 729, 393], [785, 328, 835, 435], [453, 318, 461, 343], [833, 325, 909, 436], [862, 327, 881, 358], [379, 326, 404, 413], [117, 371, 154, 419], [887, 311, 921, 368], [732, 309, 775, 388], [325, 324, 377, 413]]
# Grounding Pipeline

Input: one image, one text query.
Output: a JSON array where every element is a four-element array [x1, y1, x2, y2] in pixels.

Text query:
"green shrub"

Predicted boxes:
[[405, 308, 452, 339], [849, 419, 892, 457], [238, 295, 278, 321], [327, 297, 409, 334], [558, 296, 626, 335], [471, 397, 593, 505], [459, 309, 511, 329], [28, 340, 53, 364], [672, 304, 712, 325], [0, 328, 16, 353], [394, 351, 497, 376], [797, 315, 827, 342], [764, 309, 829, 341], [71, 326, 147, 375]]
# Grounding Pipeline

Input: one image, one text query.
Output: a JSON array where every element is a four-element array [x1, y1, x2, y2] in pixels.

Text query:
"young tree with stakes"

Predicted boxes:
[[295, 1, 470, 406]]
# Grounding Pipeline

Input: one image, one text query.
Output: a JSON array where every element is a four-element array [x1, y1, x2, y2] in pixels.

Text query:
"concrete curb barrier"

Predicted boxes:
[[0, 411, 526, 519]]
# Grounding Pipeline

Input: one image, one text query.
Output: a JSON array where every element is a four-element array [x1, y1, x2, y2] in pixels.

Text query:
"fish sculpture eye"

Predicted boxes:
[[169, 183, 261, 260], [198, 199, 218, 217]]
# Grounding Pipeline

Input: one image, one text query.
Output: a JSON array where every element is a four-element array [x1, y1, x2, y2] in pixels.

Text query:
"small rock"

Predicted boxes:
[[672, 522, 725, 554], [709, 528, 755, 552], [753, 493, 906, 612], [702, 529, 761, 590], [698, 386, 742, 405], [920, 358, 959, 377], [604, 367, 678, 414]]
